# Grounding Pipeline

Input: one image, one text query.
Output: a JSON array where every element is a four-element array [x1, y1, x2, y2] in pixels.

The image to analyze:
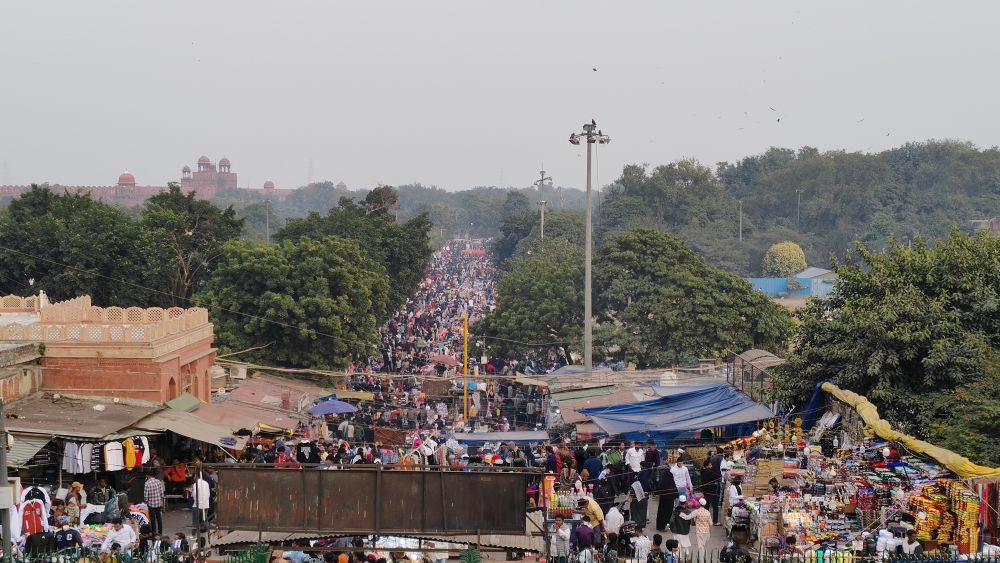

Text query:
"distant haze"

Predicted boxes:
[[1, 1, 998, 191]]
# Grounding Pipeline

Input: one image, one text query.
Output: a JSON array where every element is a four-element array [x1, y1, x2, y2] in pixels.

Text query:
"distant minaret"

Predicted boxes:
[[1, 160, 8, 184], [307, 158, 315, 184]]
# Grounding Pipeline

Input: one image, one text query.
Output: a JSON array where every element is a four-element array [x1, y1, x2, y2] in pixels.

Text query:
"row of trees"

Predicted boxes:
[[0, 184, 432, 369], [475, 192, 794, 367], [595, 140, 1000, 275], [773, 230, 1000, 465]]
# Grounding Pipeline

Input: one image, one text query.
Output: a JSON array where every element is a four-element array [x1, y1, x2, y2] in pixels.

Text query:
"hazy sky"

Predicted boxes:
[[2, 1, 999, 192]]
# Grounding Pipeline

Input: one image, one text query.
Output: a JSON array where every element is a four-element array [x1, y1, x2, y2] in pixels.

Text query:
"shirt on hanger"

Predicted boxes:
[[140, 436, 151, 464], [105, 442, 125, 471], [19, 499, 48, 536], [91, 443, 103, 472], [123, 439, 137, 470], [62, 443, 80, 474], [80, 443, 94, 473]]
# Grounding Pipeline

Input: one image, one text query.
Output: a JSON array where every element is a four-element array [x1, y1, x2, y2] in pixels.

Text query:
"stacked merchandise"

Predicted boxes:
[[905, 480, 982, 554], [949, 481, 981, 553], [548, 493, 577, 519]]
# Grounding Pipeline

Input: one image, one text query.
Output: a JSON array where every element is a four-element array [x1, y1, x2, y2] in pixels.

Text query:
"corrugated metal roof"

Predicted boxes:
[[399, 512, 545, 552], [5, 395, 160, 438], [212, 514, 544, 552], [796, 267, 833, 279], [7, 435, 50, 468], [550, 386, 615, 402], [133, 409, 248, 449], [102, 429, 158, 440], [213, 531, 339, 547], [165, 392, 202, 412]]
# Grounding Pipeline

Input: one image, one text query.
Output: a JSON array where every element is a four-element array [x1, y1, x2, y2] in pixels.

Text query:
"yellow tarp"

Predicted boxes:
[[822, 382, 1000, 478], [332, 389, 375, 401]]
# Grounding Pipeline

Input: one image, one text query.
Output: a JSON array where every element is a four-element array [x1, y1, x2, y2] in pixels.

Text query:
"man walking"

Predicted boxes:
[[144, 472, 166, 535]]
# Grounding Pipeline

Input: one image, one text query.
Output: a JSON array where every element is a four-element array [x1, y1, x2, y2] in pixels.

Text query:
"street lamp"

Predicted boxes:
[[534, 170, 552, 241], [568, 120, 610, 376]]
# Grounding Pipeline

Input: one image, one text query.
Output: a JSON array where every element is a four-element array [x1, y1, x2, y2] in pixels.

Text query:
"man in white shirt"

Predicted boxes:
[[670, 456, 693, 496], [625, 441, 645, 482], [100, 518, 137, 554]]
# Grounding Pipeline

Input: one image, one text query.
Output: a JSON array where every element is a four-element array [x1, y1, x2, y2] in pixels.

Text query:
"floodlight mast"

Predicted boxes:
[[567, 120, 610, 376]]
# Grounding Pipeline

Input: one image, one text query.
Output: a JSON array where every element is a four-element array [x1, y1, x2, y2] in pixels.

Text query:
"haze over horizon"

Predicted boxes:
[[2, 1, 998, 192]]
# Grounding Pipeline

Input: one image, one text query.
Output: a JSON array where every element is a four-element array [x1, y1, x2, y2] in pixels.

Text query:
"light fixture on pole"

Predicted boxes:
[[534, 170, 552, 241], [569, 120, 610, 376]]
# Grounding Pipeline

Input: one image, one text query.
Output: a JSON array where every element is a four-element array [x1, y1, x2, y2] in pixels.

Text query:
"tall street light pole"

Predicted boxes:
[[534, 170, 552, 241], [796, 189, 803, 229], [569, 120, 610, 376], [738, 200, 743, 242]]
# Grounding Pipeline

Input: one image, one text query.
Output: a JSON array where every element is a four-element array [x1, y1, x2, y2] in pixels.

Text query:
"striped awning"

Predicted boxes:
[[8, 435, 51, 468]]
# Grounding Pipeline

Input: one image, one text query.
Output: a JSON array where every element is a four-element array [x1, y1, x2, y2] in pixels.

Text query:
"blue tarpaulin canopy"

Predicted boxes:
[[580, 383, 774, 443]]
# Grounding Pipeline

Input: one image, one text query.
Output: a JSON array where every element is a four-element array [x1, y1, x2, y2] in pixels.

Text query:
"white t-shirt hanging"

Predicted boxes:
[[80, 443, 94, 473], [104, 442, 125, 471], [140, 436, 151, 463]]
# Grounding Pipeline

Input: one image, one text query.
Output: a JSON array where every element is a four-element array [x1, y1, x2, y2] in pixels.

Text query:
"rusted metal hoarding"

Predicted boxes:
[[215, 466, 529, 534]]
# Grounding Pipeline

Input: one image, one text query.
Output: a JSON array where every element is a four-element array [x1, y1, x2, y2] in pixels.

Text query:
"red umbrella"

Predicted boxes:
[[430, 355, 459, 367]]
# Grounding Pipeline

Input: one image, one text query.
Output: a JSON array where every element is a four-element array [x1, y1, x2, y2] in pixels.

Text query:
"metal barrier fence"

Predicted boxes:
[[12, 547, 186, 563], [225, 544, 271, 563], [571, 553, 1000, 563]]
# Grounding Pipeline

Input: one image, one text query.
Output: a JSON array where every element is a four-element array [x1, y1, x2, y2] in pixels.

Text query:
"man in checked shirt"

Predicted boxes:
[[143, 472, 166, 535]]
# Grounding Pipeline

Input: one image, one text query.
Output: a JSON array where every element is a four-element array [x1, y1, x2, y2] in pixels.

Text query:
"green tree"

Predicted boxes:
[[594, 229, 793, 368], [0, 186, 154, 305], [194, 237, 389, 369], [276, 187, 433, 315], [492, 191, 539, 266], [762, 241, 807, 277], [141, 183, 243, 305], [773, 230, 1000, 464], [473, 239, 584, 356]]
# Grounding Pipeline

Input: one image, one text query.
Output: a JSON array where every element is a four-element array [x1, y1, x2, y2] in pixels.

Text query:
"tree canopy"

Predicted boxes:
[[276, 186, 433, 315], [762, 241, 807, 277], [594, 229, 793, 367], [773, 230, 1000, 465], [473, 239, 584, 356], [194, 237, 389, 369], [0, 186, 154, 305], [141, 183, 243, 305]]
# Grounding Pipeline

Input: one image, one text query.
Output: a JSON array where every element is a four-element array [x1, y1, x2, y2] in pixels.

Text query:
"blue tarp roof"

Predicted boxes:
[[580, 383, 774, 441]]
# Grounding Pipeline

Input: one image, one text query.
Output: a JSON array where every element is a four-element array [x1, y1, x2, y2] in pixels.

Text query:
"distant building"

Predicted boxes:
[[0, 155, 300, 207], [747, 267, 837, 298], [970, 217, 1000, 235], [0, 293, 215, 405]]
